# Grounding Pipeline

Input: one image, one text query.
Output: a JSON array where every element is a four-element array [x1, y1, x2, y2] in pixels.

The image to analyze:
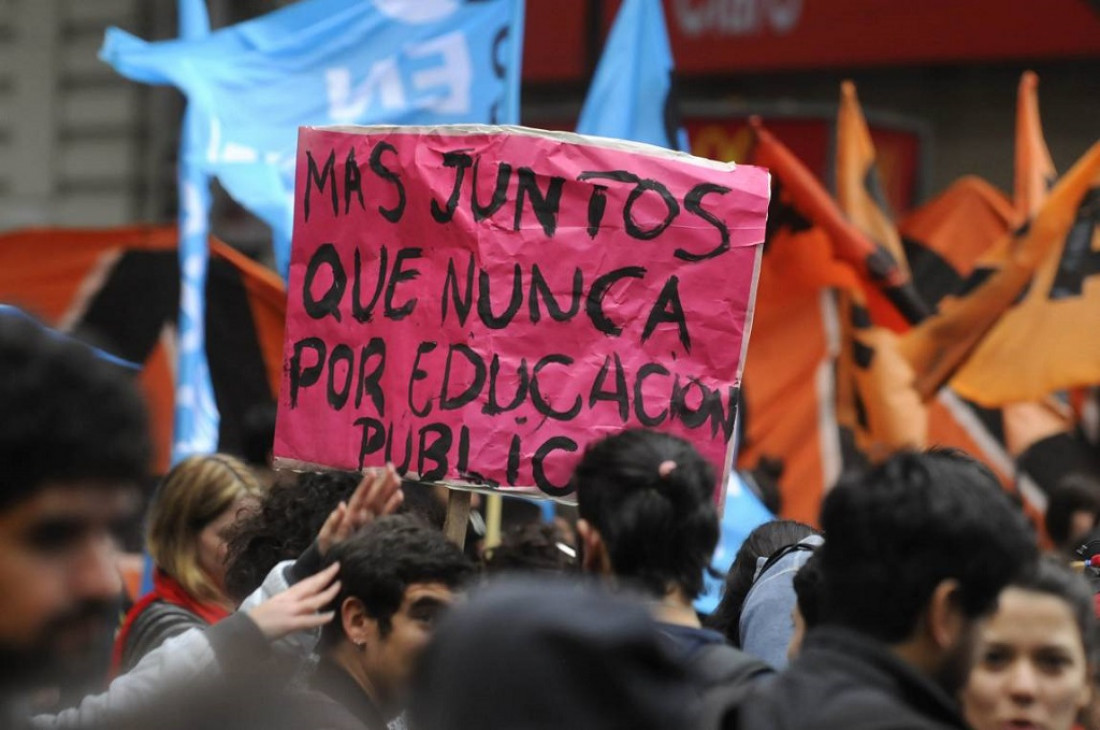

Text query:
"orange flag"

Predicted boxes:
[[749, 118, 926, 332], [900, 176, 1016, 302], [1015, 71, 1057, 223], [898, 140, 1100, 399], [950, 170, 1100, 404], [738, 227, 850, 525], [837, 81, 914, 281], [0, 226, 286, 472], [833, 82, 928, 455]]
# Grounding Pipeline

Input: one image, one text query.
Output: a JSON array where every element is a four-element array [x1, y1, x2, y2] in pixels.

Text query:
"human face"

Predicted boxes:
[[197, 497, 250, 597], [364, 582, 454, 711], [0, 481, 136, 687], [964, 588, 1091, 730]]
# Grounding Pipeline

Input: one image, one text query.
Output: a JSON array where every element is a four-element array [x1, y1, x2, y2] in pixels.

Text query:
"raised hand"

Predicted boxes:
[[316, 464, 403, 556], [247, 561, 341, 639]]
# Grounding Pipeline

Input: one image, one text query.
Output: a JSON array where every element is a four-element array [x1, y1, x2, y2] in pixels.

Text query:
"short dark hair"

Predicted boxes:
[[1013, 557, 1098, 665], [818, 449, 1036, 643], [483, 522, 575, 576], [573, 429, 718, 599], [0, 312, 149, 509], [707, 519, 817, 644], [793, 551, 825, 629], [1045, 473, 1100, 552], [322, 515, 474, 643]]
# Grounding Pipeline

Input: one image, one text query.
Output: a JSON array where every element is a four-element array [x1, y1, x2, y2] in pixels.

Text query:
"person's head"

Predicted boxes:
[[573, 429, 718, 601], [482, 521, 576, 576], [0, 312, 150, 689], [322, 515, 474, 713], [964, 558, 1096, 730], [147, 454, 262, 604], [408, 576, 700, 730], [818, 448, 1037, 694], [223, 470, 362, 602], [789, 551, 824, 662], [707, 519, 818, 645], [1045, 474, 1100, 556]]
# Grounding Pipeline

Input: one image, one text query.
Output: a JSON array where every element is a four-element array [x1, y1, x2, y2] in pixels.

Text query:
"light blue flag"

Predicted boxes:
[[171, 0, 220, 465], [100, 0, 526, 277], [576, 0, 688, 151], [695, 470, 774, 615]]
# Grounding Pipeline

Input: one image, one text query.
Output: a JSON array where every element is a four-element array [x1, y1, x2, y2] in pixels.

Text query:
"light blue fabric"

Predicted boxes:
[[739, 533, 823, 669], [695, 472, 773, 614], [171, 0, 219, 465], [576, 0, 688, 151], [100, 0, 526, 277]]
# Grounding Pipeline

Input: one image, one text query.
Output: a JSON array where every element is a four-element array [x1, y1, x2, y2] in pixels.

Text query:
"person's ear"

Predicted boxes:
[[341, 596, 374, 650], [926, 579, 965, 650], [576, 519, 611, 576]]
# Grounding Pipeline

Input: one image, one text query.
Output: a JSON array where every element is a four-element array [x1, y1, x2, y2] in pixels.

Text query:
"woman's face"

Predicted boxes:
[[196, 497, 250, 597], [963, 587, 1091, 730]]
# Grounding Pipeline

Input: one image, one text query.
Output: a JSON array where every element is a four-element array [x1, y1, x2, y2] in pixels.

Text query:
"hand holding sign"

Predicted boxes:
[[275, 125, 769, 500]]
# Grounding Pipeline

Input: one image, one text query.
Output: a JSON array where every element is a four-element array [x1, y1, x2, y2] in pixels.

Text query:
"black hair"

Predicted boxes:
[[706, 519, 817, 644], [223, 470, 362, 602], [0, 312, 150, 509], [483, 522, 575, 576], [1045, 473, 1100, 553], [793, 551, 825, 630], [573, 428, 718, 600], [322, 515, 474, 643], [818, 448, 1037, 643], [240, 401, 277, 468], [1012, 556, 1098, 665]]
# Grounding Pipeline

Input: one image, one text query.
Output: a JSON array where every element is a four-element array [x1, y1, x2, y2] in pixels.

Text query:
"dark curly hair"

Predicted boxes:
[[223, 472, 452, 602], [223, 471, 361, 602], [0, 311, 150, 509]]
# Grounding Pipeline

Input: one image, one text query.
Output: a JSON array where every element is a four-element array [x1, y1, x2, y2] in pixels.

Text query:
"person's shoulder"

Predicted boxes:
[[288, 688, 379, 730], [121, 601, 206, 671]]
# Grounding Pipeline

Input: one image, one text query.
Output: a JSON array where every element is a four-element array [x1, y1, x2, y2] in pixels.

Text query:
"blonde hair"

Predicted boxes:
[[147, 454, 262, 603]]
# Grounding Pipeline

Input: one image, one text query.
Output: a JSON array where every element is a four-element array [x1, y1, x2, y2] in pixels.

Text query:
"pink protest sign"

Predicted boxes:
[[274, 125, 769, 499]]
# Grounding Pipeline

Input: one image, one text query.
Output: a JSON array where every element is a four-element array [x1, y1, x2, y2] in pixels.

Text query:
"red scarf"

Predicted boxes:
[[111, 569, 231, 676]]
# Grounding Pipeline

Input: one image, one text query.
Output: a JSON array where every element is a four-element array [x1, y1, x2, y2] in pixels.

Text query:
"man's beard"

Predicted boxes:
[[933, 619, 980, 698], [0, 599, 118, 700]]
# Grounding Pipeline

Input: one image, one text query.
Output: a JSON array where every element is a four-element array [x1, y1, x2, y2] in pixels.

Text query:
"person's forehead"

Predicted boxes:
[[3, 480, 139, 523], [402, 581, 455, 605]]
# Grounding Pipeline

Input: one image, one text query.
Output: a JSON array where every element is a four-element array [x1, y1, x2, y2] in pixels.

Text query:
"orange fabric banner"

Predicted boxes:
[[1014, 71, 1058, 223], [738, 228, 843, 526], [749, 119, 925, 332], [900, 176, 1015, 292], [899, 141, 1100, 399], [837, 81, 913, 280], [951, 174, 1100, 405], [0, 226, 286, 473]]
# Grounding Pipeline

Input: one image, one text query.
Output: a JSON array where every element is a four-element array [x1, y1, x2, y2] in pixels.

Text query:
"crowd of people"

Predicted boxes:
[[2, 308, 1100, 730]]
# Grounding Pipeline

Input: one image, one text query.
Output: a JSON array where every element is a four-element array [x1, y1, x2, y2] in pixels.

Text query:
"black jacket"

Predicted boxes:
[[292, 657, 389, 730], [714, 626, 969, 730]]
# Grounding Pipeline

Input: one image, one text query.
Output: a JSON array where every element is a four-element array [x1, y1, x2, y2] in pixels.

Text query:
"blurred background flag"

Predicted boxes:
[[101, 0, 526, 278], [576, 0, 688, 151], [171, 0, 219, 464]]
